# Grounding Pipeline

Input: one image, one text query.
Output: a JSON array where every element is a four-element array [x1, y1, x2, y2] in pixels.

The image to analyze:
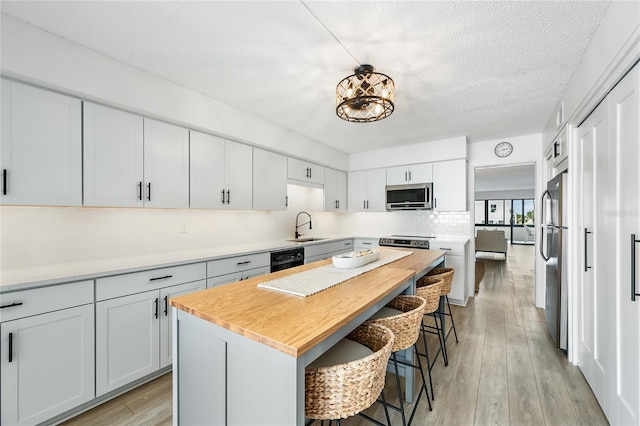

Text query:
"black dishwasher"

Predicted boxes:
[[270, 247, 304, 272]]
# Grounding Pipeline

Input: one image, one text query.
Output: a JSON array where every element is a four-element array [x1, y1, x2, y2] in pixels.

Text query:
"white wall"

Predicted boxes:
[[468, 133, 545, 307], [0, 14, 348, 171], [349, 136, 467, 171]]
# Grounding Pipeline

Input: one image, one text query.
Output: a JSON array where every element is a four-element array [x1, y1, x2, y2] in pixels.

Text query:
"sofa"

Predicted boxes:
[[475, 229, 508, 257]]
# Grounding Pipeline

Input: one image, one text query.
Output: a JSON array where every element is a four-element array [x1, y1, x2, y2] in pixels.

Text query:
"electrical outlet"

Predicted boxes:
[[180, 223, 188, 233]]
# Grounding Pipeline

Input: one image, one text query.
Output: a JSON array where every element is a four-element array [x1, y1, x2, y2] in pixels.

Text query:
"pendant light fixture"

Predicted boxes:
[[336, 64, 395, 123]]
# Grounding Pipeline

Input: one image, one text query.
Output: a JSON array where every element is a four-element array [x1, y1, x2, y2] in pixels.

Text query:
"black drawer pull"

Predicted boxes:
[[0, 302, 23, 309], [362, 242, 372, 245], [150, 275, 173, 282], [440, 248, 452, 251], [146, 182, 151, 201], [138, 181, 143, 201], [584, 228, 592, 272], [8, 332, 13, 363], [2, 169, 7, 195], [164, 296, 169, 316], [154, 298, 159, 319], [236, 261, 251, 265], [221, 190, 225, 204]]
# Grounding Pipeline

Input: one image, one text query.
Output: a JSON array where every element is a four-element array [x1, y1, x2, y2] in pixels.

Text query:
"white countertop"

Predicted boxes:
[[0, 234, 469, 292]]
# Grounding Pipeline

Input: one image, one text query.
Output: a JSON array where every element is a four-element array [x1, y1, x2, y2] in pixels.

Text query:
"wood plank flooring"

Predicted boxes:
[[62, 245, 607, 425]]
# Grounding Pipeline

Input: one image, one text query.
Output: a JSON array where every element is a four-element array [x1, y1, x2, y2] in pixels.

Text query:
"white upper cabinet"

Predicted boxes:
[[83, 103, 144, 207], [432, 159, 467, 211], [253, 148, 287, 211], [348, 168, 386, 212], [386, 163, 433, 185], [144, 119, 190, 209], [324, 168, 347, 211], [190, 131, 252, 210], [288, 157, 325, 185], [1, 79, 81, 206]]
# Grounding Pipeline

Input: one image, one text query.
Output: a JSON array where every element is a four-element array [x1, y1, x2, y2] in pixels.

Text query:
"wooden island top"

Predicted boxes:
[[170, 248, 445, 357]]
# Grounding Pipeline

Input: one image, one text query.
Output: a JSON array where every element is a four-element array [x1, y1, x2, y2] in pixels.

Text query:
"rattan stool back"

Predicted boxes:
[[416, 276, 444, 315], [426, 267, 455, 295], [366, 295, 426, 352], [305, 323, 394, 420]]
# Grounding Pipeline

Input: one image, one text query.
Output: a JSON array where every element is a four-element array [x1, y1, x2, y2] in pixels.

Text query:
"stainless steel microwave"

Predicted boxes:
[[385, 183, 433, 210]]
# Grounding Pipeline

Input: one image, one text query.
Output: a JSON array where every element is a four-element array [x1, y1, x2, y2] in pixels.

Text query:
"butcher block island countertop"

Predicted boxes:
[[170, 248, 445, 357]]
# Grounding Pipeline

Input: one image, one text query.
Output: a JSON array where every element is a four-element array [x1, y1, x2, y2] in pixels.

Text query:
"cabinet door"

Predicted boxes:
[[433, 159, 467, 211], [444, 255, 466, 302], [386, 166, 409, 185], [408, 163, 433, 184], [224, 141, 253, 210], [1, 79, 81, 206], [324, 168, 346, 211], [159, 280, 206, 368], [611, 65, 640, 426], [143, 119, 189, 208], [288, 158, 324, 184], [365, 169, 387, 212], [96, 290, 160, 396], [83, 102, 144, 207], [1, 305, 94, 426], [190, 131, 226, 209], [347, 170, 367, 212], [253, 148, 287, 211], [207, 272, 244, 288], [307, 164, 325, 185]]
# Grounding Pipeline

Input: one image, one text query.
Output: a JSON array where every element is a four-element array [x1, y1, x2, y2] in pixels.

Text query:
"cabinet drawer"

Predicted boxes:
[[354, 238, 379, 250], [0, 281, 93, 322], [207, 253, 270, 278], [429, 242, 465, 256], [206, 266, 271, 289], [304, 242, 341, 258], [97, 263, 206, 301]]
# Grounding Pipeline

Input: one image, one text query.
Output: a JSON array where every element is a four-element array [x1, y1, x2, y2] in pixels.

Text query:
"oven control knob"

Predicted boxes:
[[296, 253, 303, 261]]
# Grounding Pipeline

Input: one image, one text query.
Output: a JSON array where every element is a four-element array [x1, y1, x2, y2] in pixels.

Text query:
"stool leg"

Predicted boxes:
[[414, 345, 432, 411], [446, 295, 459, 344], [380, 386, 392, 426], [391, 352, 407, 426], [420, 318, 435, 400], [433, 311, 449, 367]]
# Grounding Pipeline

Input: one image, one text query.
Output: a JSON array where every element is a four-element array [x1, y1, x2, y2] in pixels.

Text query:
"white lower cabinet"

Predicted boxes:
[[95, 264, 206, 396], [1, 303, 94, 425], [429, 241, 469, 305]]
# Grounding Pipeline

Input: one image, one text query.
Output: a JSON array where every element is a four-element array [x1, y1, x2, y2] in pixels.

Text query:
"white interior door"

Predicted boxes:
[[611, 64, 639, 426]]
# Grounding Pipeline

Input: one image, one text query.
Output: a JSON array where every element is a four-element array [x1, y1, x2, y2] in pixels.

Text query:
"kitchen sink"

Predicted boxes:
[[286, 237, 327, 243]]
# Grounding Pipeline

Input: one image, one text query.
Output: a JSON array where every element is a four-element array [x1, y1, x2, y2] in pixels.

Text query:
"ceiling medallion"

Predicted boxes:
[[336, 64, 395, 123]]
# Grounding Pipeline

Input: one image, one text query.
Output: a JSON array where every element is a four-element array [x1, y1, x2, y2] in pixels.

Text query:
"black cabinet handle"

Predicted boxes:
[[362, 242, 372, 245], [154, 298, 159, 319], [150, 275, 173, 282], [366, 200, 369, 209], [285, 195, 288, 207], [237, 261, 251, 265], [363, 200, 366, 209], [405, 171, 408, 182], [309, 168, 312, 179], [226, 190, 230, 204], [337, 200, 340, 209], [584, 228, 592, 272], [8, 332, 13, 363], [146, 182, 151, 201], [554, 141, 560, 158], [0, 302, 23, 309], [633, 233, 637, 301], [440, 247, 452, 251], [138, 181, 143, 201], [2, 169, 6, 195], [164, 295, 169, 316], [409, 171, 412, 181]]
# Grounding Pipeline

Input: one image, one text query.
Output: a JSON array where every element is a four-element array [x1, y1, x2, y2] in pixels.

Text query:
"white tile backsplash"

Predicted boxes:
[[0, 205, 469, 269]]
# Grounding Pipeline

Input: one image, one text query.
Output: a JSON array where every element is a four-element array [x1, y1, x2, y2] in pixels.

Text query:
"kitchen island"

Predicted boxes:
[[169, 248, 445, 425]]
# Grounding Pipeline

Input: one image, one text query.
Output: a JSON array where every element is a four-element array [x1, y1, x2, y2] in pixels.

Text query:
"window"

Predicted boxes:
[[488, 200, 505, 224], [475, 198, 535, 226]]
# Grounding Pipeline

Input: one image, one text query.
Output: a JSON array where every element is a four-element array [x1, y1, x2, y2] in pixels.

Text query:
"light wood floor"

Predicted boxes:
[[62, 245, 607, 425]]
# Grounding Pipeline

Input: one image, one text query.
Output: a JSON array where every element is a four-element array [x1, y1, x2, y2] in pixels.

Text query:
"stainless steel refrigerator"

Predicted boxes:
[[541, 173, 568, 351]]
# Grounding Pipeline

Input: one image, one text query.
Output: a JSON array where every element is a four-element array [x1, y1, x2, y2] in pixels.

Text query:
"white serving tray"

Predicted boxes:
[[332, 249, 380, 269]]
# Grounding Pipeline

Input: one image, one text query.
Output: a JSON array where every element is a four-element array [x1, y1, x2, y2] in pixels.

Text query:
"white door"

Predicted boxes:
[[253, 148, 287, 211], [96, 290, 160, 396], [408, 163, 433, 184], [386, 166, 409, 185], [224, 140, 253, 210], [611, 64, 639, 426], [0, 79, 81, 206], [347, 170, 367, 212], [159, 281, 206, 368], [190, 130, 226, 209], [366, 168, 388, 212], [83, 102, 144, 207], [433, 159, 467, 211], [143, 119, 189, 208], [1, 305, 94, 425]]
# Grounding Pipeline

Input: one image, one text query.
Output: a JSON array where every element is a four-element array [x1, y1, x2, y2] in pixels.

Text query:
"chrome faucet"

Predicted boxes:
[[295, 211, 312, 239]]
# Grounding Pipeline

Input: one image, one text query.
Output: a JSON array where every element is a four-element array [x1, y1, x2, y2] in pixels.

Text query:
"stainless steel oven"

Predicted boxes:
[[270, 247, 304, 272]]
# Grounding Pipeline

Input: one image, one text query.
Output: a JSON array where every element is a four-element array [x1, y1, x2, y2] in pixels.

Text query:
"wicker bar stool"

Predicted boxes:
[[305, 322, 395, 426], [426, 267, 459, 349], [366, 295, 430, 426], [415, 276, 446, 399]]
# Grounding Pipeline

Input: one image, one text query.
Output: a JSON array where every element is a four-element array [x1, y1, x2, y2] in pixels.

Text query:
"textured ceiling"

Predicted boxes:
[[1, 1, 610, 154]]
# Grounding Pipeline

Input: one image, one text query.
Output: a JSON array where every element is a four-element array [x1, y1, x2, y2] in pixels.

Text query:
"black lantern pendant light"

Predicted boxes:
[[336, 64, 395, 123]]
